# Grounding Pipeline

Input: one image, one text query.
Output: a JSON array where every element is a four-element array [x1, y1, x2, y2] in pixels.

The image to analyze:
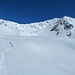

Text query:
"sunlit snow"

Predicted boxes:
[[0, 16, 75, 75]]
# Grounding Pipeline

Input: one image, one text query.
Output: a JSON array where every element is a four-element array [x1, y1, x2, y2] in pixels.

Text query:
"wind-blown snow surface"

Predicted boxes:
[[0, 16, 75, 75]]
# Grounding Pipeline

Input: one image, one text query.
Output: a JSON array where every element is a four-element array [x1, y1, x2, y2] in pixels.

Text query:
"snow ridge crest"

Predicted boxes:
[[0, 16, 75, 37]]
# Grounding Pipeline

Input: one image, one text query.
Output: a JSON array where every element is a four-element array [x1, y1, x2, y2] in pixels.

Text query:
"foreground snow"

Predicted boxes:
[[0, 35, 75, 75]]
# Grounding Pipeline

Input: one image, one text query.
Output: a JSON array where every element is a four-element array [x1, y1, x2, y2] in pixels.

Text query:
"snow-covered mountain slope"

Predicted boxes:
[[0, 16, 75, 37], [0, 35, 75, 75], [0, 18, 49, 36], [0, 16, 75, 75]]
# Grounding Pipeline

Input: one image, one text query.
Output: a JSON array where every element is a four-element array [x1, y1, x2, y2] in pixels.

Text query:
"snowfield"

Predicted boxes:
[[0, 16, 75, 75]]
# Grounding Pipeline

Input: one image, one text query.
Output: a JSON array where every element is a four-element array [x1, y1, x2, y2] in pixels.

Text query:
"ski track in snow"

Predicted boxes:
[[0, 40, 13, 75]]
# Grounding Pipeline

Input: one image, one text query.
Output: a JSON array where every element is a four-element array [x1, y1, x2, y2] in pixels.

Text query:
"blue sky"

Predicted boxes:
[[0, 0, 75, 23]]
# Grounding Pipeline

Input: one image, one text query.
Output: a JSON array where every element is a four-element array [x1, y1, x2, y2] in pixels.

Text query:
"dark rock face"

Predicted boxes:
[[50, 18, 73, 37]]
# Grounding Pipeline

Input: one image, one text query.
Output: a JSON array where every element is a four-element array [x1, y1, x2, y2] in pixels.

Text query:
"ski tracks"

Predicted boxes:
[[0, 41, 14, 75]]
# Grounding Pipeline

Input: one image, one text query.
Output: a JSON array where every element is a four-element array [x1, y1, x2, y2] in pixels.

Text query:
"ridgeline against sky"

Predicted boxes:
[[0, 0, 75, 24]]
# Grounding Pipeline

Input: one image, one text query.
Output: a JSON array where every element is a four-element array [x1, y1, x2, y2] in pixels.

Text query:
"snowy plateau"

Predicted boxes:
[[0, 16, 75, 75]]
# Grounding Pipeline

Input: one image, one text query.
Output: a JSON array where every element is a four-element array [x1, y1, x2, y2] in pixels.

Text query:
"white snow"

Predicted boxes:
[[0, 16, 75, 75]]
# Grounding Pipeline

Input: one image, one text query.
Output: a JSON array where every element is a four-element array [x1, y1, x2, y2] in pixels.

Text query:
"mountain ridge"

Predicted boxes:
[[0, 16, 75, 37]]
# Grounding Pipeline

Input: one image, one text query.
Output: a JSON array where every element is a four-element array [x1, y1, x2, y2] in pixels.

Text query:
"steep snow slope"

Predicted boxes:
[[0, 16, 75, 37], [0, 35, 75, 75]]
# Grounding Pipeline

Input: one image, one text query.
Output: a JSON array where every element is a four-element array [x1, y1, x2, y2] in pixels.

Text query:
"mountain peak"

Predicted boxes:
[[63, 16, 71, 18], [0, 16, 75, 38]]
